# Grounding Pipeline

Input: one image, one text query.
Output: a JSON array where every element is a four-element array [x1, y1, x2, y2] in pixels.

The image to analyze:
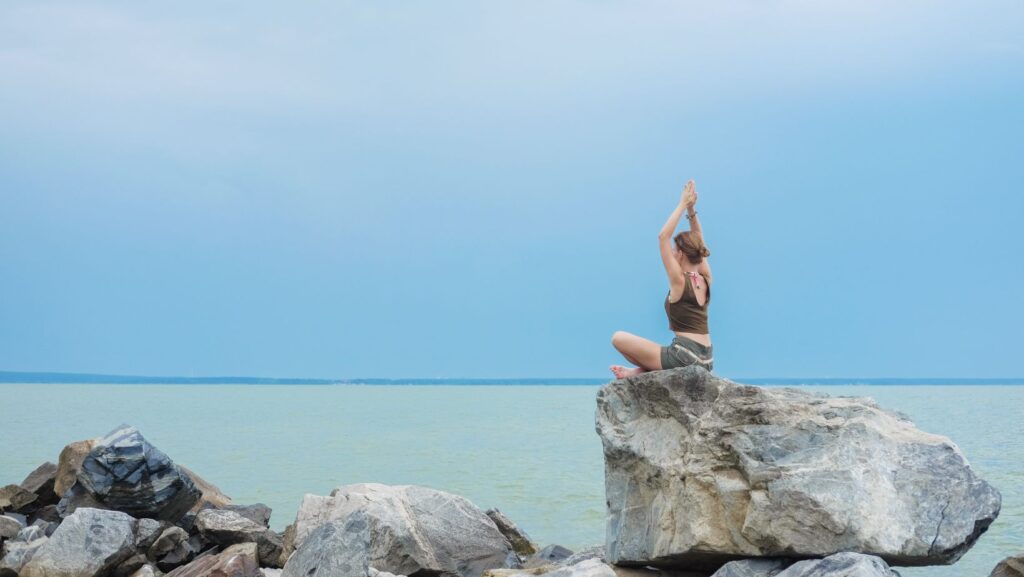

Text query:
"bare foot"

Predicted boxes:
[[610, 365, 644, 379]]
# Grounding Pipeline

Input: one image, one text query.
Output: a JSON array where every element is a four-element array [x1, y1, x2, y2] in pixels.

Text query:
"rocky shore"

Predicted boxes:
[[0, 368, 1013, 577]]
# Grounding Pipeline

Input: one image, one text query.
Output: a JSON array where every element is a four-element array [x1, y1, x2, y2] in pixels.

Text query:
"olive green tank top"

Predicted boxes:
[[665, 272, 710, 334]]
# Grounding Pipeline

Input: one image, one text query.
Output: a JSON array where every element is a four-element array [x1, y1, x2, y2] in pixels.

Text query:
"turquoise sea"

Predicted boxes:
[[1, 383, 1020, 577]]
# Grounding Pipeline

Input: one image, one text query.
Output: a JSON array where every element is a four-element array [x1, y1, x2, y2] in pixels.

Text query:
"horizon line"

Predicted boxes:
[[1, 370, 1022, 386]]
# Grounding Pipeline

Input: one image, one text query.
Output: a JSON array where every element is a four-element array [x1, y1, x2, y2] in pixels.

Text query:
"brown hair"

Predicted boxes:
[[674, 231, 710, 265]]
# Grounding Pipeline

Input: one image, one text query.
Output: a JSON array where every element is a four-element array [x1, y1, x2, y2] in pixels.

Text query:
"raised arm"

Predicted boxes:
[[685, 197, 713, 285], [659, 181, 696, 290]]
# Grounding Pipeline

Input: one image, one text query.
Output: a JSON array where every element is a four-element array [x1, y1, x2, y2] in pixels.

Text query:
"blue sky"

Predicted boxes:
[[1, 1, 1021, 379]]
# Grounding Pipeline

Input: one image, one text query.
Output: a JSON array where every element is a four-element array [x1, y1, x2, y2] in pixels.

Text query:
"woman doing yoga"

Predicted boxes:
[[610, 180, 713, 378]]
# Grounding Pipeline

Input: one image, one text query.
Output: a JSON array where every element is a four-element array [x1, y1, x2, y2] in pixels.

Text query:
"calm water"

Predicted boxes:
[[0, 383, 1020, 577]]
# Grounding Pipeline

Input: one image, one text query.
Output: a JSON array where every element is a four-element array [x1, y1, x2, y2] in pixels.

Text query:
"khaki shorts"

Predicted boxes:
[[660, 335, 714, 371]]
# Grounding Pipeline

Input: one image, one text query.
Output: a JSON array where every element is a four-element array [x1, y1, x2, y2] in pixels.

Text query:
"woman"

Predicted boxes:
[[610, 180, 713, 378]]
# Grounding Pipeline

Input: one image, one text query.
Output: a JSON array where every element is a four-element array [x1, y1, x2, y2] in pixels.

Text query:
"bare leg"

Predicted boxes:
[[609, 331, 663, 379]]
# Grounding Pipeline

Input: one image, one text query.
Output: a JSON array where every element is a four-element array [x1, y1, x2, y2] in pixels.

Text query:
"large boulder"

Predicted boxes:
[[20, 508, 138, 577], [59, 425, 201, 521], [282, 483, 515, 577], [596, 367, 1001, 571], [711, 552, 899, 577]]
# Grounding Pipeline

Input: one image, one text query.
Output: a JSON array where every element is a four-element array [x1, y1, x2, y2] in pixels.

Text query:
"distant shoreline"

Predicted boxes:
[[0, 370, 1021, 386]]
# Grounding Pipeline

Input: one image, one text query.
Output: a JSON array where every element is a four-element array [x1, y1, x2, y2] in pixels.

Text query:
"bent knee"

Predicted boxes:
[[611, 331, 632, 348]]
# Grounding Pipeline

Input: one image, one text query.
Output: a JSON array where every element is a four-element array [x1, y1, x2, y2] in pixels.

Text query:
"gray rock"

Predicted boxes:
[[149, 527, 196, 572], [366, 569, 404, 577], [0, 516, 23, 540], [164, 543, 260, 577], [54, 440, 97, 498], [486, 509, 538, 557], [0, 485, 37, 513], [20, 507, 138, 577], [2, 514, 26, 528], [596, 367, 1002, 570], [991, 553, 1024, 577], [20, 463, 59, 507], [280, 514, 381, 577], [195, 509, 282, 567], [135, 519, 165, 551], [0, 531, 48, 577], [261, 570, 282, 577], [525, 545, 573, 568], [283, 484, 514, 577], [60, 425, 201, 522], [710, 553, 901, 577], [710, 559, 791, 577], [560, 547, 605, 567], [222, 504, 272, 528], [777, 553, 899, 576]]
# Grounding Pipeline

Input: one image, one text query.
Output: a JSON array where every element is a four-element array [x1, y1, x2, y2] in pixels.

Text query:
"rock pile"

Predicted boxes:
[[1, 425, 274, 577], [595, 366, 1002, 574]]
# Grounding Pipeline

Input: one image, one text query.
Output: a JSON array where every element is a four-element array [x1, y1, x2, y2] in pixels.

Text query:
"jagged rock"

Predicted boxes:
[[54, 440, 96, 498], [177, 465, 232, 513], [135, 519, 165, 551], [164, 543, 260, 577], [282, 484, 514, 577], [0, 527, 49, 577], [222, 504, 272, 528], [20, 463, 59, 507], [596, 367, 1002, 570], [20, 508, 138, 577], [60, 425, 201, 521], [261, 570, 282, 577], [560, 547, 605, 567], [709, 559, 791, 577], [0, 485, 37, 513], [711, 552, 899, 577], [486, 509, 538, 557], [280, 513, 383, 577], [195, 509, 282, 567], [525, 546, 574, 569], [148, 527, 196, 572], [0, 516, 23, 540], [991, 553, 1024, 577]]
